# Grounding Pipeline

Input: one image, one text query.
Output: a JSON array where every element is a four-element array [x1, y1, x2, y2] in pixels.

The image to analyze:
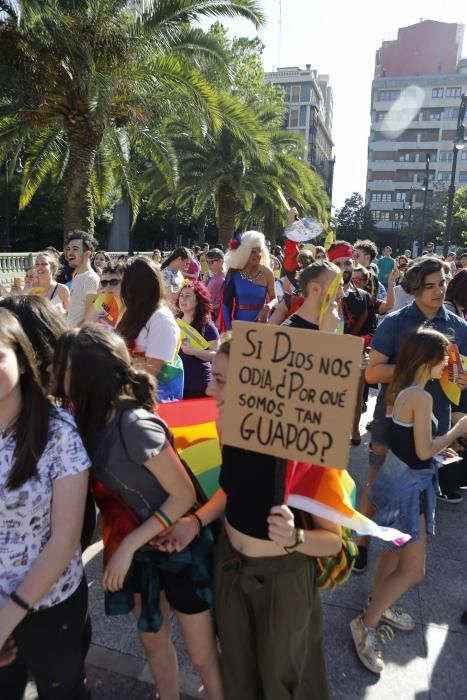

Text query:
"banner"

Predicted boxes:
[[222, 322, 363, 468]]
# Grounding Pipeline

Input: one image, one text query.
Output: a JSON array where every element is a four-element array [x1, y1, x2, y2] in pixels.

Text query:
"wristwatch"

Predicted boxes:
[[284, 528, 305, 553]]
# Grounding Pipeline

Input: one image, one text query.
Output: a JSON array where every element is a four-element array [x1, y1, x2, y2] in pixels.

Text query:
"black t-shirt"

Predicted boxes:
[[281, 313, 319, 331], [342, 288, 375, 336]]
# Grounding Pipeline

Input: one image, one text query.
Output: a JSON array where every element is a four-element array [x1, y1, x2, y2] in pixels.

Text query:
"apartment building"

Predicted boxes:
[[366, 20, 467, 243], [265, 66, 335, 199]]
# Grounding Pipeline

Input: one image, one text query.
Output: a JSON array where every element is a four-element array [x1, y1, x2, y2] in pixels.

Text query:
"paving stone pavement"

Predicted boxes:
[[25, 392, 467, 699]]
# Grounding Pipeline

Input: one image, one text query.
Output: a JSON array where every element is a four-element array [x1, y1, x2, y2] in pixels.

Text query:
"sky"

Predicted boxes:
[[199, 0, 467, 210]]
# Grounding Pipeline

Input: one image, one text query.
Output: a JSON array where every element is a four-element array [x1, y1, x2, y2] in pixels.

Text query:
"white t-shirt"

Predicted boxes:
[[134, 305, 180, 362], [67, 268, 100, 326], [0, 409, 90, 610]]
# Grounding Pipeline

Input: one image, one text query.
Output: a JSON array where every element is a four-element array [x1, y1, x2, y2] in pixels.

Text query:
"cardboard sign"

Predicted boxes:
[[222, 321, 363, 469]]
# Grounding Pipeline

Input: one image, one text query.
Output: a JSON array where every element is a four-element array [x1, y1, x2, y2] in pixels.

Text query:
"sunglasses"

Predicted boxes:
[[100, 278, 121, 288]]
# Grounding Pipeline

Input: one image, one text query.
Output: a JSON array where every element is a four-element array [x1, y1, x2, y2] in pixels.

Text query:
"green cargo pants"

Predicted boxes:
[[214, 531, 329, 700]]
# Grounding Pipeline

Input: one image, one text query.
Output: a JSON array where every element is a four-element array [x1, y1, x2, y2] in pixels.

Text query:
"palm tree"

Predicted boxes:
[[0, 0, 264, 236], [151, 100, 329, 247]]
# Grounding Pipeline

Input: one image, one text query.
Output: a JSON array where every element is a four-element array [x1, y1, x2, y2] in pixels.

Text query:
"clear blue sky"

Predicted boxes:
[[199, 1, 467, 210]]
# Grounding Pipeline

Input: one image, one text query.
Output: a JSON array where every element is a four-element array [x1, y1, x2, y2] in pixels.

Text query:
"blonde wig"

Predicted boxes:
[[224, 231, 270, 270]]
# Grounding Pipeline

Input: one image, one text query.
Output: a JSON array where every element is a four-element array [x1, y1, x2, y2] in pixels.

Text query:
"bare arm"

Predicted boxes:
[[82, 293, 98, 324], [412, 393, 467, 461], [154, 488, 227, 552], [268, 505, 342, 556], [377, 276, 395, 314], [0, 471, 88, 648], [269, 300, 289, 325], [102, 443, 196, 591], [132, 356, 165, 376], [180, 337, 219, 362], [58, 284, 70, 311], [365, 349, 394, 385]]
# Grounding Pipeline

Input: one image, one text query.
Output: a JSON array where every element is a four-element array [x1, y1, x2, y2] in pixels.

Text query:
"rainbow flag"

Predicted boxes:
[[286, 461, 410, 546], [157, 398, 221, 498]]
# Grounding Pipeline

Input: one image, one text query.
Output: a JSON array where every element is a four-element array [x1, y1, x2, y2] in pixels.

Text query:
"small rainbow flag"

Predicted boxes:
[[157, 398, 221, 498], [286, 461, 410, 546]]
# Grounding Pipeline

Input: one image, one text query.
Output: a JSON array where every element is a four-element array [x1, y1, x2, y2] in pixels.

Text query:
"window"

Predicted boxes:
[[371, 193, 392, 202], [437, 172, 451, 183], [395, 192, 407, 201], [432, 88, 444, 98], [429, 112, 441, 120], [379, 90, 400, 101], [461, 151, 467, 161], [372, 210, 391, 221], [446, 87, 462, 98], [459, 173, 467, 183], [290, 85, 301, 103], [375, 111, 386, 121], [442, 108, 459, 120], [289, 108, 299, 128], [439, 151, 454, 162], [399, 153, 411, 161]]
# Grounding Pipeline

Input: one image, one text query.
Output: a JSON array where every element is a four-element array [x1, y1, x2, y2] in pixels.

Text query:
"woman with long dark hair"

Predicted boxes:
[[117, 257, 183, 402], [351, 329, 467, 675], [176, 281, 219, 398], [0, 309, 90, 699], [53, 326, 224, 700], [160, 246, 191, 294]]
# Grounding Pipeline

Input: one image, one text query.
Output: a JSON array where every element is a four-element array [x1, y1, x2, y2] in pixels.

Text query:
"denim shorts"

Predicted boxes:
[[369, 450, 438, 551]]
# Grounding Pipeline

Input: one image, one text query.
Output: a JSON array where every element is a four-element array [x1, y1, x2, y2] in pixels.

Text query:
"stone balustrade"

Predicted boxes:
[[0, 251, 156, 285]]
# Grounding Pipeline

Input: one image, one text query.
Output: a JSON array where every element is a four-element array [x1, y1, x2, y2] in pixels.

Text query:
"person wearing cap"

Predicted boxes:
[[204, 248, 225, 322]]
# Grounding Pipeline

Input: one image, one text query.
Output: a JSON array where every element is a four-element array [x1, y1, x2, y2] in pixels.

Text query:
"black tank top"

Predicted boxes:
[[387, 388, 438, 470], [219, 445, 276, 540]]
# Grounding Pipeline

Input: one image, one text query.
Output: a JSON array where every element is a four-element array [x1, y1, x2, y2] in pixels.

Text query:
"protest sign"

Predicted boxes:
[[222, 321, 363, 469]]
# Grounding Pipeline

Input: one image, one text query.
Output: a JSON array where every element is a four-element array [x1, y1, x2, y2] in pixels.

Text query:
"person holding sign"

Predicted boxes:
[[219, 231, 277, 330], [176, 281, 220, 399], [88, 263, 125, 329], [155, 338, 341, 700], [351, 328, 467, 675]]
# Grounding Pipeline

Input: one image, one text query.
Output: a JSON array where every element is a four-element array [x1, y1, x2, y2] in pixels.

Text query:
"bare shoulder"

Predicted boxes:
[[406, 387, 432, 408], [259, 265, 274, 279]]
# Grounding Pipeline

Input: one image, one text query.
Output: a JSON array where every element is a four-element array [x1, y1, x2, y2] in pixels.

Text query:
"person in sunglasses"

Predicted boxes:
[[87, 263, 125, 328]]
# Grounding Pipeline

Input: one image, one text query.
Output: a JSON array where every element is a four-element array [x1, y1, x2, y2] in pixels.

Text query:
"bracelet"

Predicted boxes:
[[11, 591, 33, 614], [152, 509, 173, 530], [189, 512, 203, 537]]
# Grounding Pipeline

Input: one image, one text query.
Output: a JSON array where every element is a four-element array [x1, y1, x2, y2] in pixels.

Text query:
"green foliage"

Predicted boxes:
[[0, 0, 265, 239], [336, 193, 375, 243]]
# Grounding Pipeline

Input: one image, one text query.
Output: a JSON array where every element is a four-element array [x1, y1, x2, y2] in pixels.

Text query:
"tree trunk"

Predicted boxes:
[[264, 206, 277, 244], [217, 183, 237, 249], [63, 122, 103, 236]]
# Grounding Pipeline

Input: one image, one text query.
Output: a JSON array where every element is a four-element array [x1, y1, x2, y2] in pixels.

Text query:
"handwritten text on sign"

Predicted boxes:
[[222, 322, 363, 469]]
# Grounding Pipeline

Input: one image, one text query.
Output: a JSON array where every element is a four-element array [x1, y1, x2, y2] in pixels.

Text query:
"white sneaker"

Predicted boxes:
[[350, 614, 394, 674]]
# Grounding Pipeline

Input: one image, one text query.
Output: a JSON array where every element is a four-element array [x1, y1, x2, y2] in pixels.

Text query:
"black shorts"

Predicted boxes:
[[158, 564, 211, 615]]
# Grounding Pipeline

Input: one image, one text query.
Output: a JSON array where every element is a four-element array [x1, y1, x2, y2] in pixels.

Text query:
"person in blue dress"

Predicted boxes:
[[219, 231, 277, 331]]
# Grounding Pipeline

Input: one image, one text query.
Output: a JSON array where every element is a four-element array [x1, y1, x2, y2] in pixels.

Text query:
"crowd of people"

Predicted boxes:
[[1, 218, 467, 699]]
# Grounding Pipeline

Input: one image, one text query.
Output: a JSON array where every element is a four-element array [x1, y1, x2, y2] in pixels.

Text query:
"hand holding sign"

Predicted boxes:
[[222, 322, 363, 469], [93, 293, 122, 327]]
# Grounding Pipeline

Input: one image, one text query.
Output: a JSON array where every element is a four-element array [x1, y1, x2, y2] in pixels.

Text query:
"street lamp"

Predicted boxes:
[[443, 93, 467, 256], [2, 155, 23, 252], [420, 153, 431, 252]]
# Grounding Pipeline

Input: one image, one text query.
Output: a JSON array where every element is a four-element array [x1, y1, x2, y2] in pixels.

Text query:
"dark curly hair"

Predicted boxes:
[[176, 280, 212, 332]]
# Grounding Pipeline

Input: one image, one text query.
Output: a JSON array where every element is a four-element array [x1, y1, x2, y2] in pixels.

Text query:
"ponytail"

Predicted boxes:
[[128, 367, 156, 412]]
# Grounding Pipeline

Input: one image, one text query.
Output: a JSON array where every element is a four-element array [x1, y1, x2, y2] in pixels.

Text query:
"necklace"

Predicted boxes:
[[239, 268, 262, 283]]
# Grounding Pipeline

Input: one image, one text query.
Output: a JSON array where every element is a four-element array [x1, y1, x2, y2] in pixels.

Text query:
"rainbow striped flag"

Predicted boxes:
[[286, 462, 410, 546], [157, 398, 221, 498], [157, 399, 410, 546]]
